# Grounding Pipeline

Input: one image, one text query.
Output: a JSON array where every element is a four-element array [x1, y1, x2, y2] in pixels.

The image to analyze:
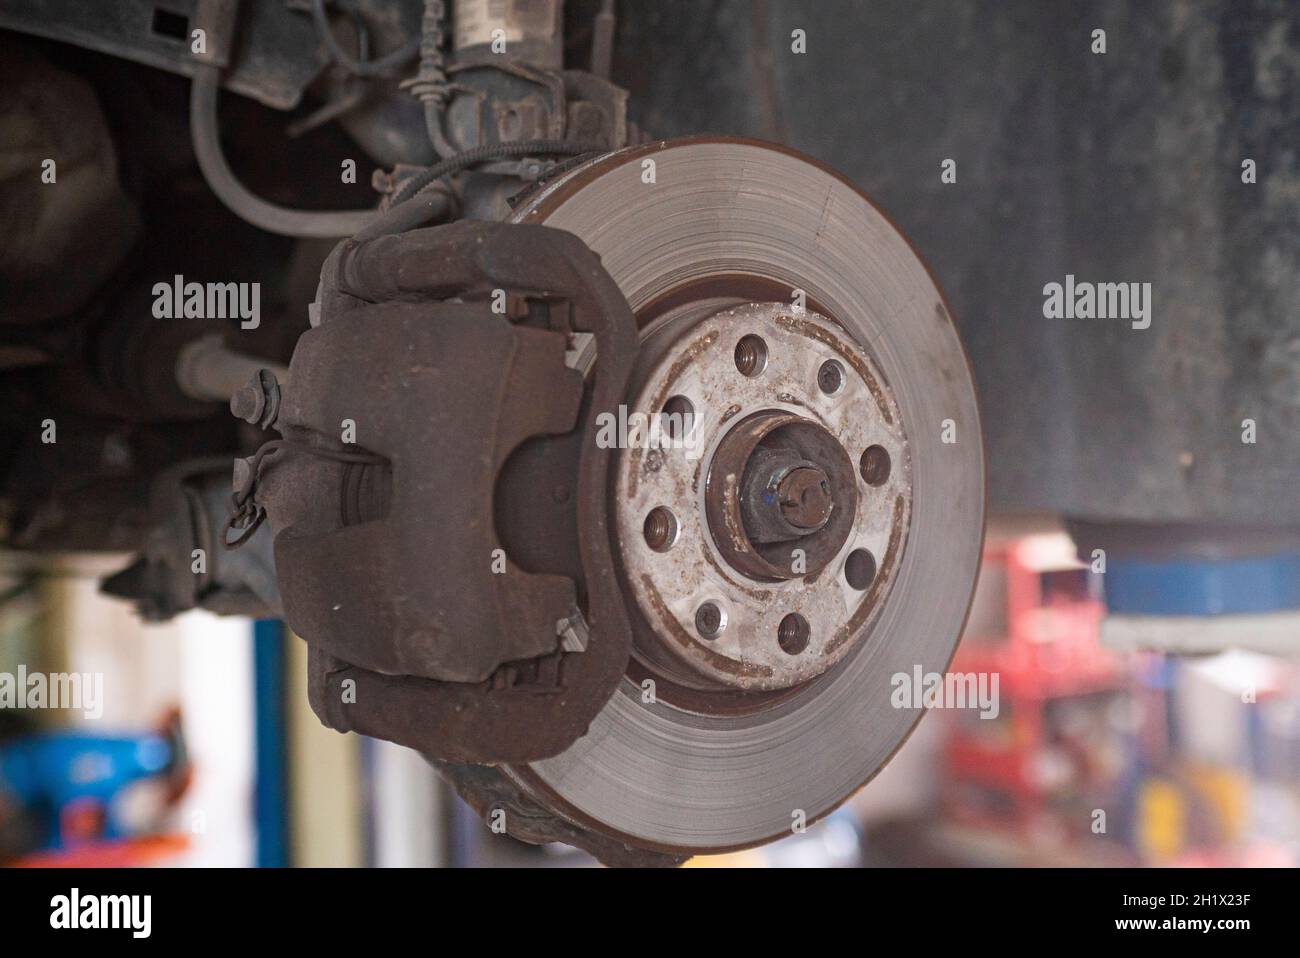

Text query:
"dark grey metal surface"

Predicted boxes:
[[101, 458, 283, 620], [613, 0, 1300, 526], [258, 219, 640, 764], [0, 0, 327, 109]]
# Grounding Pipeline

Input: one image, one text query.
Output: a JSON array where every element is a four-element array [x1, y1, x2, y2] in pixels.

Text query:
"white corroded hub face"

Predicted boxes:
[[614, 302, 912, 691]]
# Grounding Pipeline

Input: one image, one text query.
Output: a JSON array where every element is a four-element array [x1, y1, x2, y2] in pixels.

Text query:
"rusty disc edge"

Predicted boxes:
[[498, 135, 989, 860]]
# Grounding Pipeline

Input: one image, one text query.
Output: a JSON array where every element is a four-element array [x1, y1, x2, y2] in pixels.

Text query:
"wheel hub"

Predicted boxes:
[[614, 302, 911, 692]]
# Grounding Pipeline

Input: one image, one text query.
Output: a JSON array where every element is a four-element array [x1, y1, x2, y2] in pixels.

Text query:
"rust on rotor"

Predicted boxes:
[[495, 136, 978, 866]]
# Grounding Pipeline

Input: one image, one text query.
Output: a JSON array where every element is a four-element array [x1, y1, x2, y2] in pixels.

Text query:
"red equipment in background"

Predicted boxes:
[[944, 535, 1128, 843]]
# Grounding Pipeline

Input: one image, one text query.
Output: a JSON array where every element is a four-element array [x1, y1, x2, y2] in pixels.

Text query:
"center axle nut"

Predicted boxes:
[[706, 411, 859, 582]]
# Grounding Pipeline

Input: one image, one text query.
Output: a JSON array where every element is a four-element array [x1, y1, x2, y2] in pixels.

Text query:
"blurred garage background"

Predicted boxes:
[[1, 0, 1297, 867], [3, 515, 1296, 868]]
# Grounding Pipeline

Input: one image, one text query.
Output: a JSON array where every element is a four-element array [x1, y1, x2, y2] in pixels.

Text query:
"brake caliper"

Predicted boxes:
[[236, 220, 638, 764]]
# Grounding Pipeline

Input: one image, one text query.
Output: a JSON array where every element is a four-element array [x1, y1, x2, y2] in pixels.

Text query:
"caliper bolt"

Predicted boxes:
[[230, 368, 282, 430]]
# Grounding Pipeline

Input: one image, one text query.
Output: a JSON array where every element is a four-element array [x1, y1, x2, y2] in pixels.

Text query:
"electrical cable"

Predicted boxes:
[[391, 139, 608, 206]]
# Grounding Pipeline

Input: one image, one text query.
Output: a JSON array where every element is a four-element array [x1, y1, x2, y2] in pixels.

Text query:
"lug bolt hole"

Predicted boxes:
[[859, 445, 891, 486], [660, 395, 695, 441], [844, 549, 877, 591], [777, 613, 810, 655], [734, 334, 769, 377], [817, 359, 846, 396], [695, 602, 727, 640], [643, 507, 679, 552]]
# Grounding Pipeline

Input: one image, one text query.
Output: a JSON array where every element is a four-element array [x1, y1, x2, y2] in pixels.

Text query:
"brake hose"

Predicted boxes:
[[189, 62, 382, 238]]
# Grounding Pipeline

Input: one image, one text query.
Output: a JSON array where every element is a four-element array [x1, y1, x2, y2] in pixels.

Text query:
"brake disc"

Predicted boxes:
[[500, 136, 985, 855]]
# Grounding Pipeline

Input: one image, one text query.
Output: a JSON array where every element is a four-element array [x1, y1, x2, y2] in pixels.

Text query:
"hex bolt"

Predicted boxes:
[[230, 368, 282, 430], [229, 381, 265, 423]]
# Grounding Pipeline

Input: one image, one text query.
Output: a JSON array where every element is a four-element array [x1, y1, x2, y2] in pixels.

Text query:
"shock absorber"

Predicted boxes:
[[452, 0, 564, 70]]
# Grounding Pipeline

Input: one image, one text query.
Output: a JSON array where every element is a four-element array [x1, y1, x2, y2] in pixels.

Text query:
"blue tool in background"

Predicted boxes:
[[0, 710, 188, 858]]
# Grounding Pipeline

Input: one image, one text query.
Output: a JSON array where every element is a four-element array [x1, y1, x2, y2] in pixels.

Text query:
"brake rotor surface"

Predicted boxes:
[[504, 136, 984, 855]]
